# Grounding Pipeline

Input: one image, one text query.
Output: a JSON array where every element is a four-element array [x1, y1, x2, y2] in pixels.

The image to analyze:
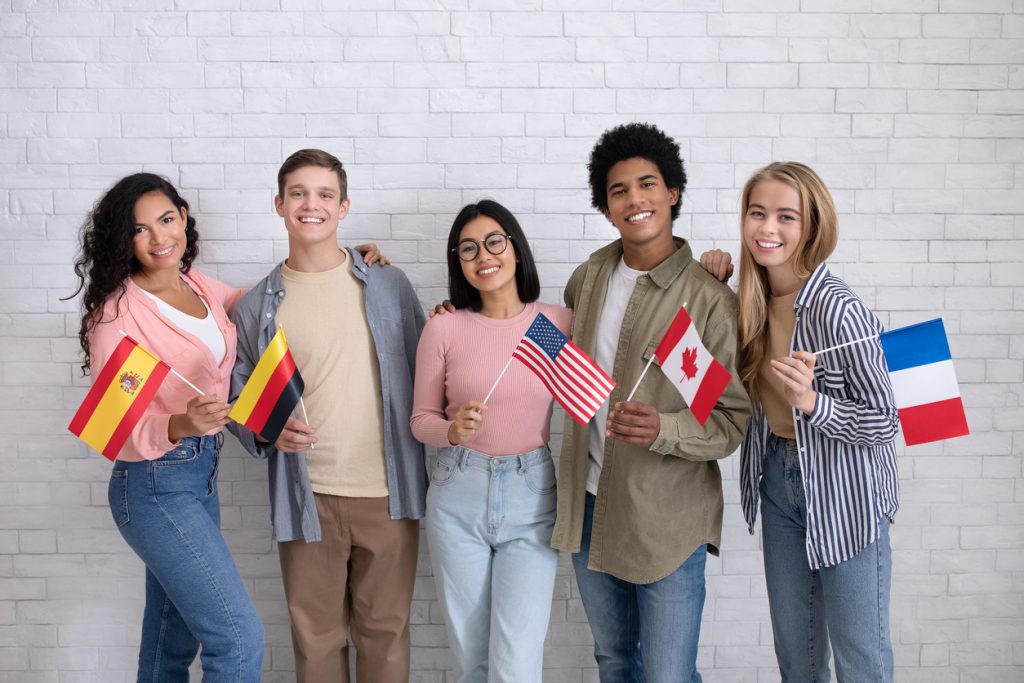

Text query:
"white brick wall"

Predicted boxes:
[[2, 2, 1022, 682]]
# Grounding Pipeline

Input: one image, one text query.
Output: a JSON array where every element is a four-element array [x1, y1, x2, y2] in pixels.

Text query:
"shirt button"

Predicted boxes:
[[265, 312, 272, 319], [265, 288, 272, 294]]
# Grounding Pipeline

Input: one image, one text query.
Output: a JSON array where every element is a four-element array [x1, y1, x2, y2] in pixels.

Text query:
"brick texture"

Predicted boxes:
[[1, 3, 1022, 681]]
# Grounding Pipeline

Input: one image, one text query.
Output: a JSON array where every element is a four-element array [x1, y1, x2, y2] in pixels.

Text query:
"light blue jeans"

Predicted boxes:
[[425, 445, 558, 683], [760, 433, 893, 682], [109, 434, 264, 682], [572, 492, 707, 683]]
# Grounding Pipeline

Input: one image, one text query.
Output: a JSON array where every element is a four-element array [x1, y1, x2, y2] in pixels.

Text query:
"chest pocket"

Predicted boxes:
[[372, 315, 408, 356], [813, 363, 848, 399]]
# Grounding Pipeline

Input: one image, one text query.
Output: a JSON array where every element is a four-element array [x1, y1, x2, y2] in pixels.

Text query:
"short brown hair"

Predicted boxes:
[[277, 148, 347, 201]]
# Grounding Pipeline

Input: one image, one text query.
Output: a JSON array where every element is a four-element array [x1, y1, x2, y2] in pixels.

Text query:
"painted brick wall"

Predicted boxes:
[[1, 1, 1022, 681]]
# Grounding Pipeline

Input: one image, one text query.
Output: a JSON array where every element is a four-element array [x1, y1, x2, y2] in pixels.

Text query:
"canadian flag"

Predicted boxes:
[[652, 305, 732, 426]]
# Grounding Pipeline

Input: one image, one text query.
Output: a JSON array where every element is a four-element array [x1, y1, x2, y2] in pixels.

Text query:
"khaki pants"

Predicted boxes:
[[278, 494, 419, 683]]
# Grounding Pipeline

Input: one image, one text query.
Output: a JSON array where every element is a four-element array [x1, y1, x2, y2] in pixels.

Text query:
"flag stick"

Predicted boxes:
[[482, 355, 514, 405], [298, 396, 314, 449], [624, 301, 686, 403], [625, 356, 655, 402], [811, 333, 879, 357], [119, 329, 204, 395]]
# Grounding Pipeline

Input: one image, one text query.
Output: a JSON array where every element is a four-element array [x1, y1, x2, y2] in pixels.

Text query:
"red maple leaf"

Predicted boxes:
[[680, 346, 699, 381]]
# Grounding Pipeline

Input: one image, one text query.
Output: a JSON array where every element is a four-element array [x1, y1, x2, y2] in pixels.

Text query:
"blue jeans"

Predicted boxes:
[[109, 434, 264, 682], [572, 492, 706, 683], [425, 446, 558, 683], [760, 433, 893, 683]]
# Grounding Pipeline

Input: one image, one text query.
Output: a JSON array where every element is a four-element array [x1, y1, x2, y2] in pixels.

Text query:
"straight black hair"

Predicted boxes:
[[446, 200, 540, 311]]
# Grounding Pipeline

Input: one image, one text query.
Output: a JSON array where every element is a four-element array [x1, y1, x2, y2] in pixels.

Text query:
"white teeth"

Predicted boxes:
[[151, 246, 174, 256], [299, 217, 323, 224], [478, 267, 499, 275], [757, 240, 782, 248], [627, 211, 652, 223]]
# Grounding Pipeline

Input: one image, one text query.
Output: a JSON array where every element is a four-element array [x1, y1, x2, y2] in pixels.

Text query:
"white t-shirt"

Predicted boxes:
[[586, 257, 647, 496], [140, 286, 226, 366]]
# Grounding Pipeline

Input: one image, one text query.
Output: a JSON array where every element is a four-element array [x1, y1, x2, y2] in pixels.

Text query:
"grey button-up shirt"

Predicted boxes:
[[228, 249, 427, 542]]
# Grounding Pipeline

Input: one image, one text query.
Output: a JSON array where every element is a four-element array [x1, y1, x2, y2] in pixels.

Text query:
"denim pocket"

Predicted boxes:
[[524, 457, 556, 495], [155, 440, 199, 466], [108, 469, 129, 528], [430, 453, 458, 486]]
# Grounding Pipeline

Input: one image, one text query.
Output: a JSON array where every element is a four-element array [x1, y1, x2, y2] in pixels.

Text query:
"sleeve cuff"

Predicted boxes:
[[807, 392, 833, 427]]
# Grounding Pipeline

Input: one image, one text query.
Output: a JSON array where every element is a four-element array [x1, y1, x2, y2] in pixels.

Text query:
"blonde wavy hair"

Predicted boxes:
[[737, 162, 838, 397]]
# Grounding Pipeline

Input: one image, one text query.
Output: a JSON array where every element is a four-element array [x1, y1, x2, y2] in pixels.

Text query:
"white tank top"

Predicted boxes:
[[140, 287, 226, 365]]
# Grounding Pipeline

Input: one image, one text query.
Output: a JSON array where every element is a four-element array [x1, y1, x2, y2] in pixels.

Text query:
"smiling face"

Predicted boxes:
[[131, 190, 188, 277], [742, 178, 805, 295], [274, 164, 349, 248], [457, 215, 519, 302], [603, 157, 680, 251]]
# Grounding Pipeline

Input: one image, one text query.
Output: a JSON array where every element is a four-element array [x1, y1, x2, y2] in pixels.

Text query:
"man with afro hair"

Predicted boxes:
[[550, 122, 751, 682]]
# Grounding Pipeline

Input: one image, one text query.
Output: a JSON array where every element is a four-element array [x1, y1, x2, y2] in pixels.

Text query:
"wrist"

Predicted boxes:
[[799, 391, 817, 416], [167, 414, 189, 442], [447, 423, 460, 446]]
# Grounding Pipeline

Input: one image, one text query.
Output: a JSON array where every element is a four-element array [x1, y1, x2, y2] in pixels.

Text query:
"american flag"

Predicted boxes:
[[512, 313, 615, 425]]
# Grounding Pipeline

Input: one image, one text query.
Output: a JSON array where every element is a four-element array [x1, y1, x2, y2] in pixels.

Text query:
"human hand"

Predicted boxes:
[[428, 300, 456, 318], [169, 394, 231, 441], [770, 351, 818, 415], [699, 249, 734, 283], [354, 242, 391, 266], [447, 400, 486, 445], [605, 401, 661, 447], [274, 418, 318, 453]]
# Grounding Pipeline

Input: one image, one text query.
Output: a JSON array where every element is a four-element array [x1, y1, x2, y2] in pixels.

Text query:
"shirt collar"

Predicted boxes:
[[591, 237, 693, 290], [794, 261, 831, 312]]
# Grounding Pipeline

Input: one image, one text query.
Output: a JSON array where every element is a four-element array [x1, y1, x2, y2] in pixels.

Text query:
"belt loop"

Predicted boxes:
[[458, 447, 469, 471], [518, 454, 527, 473]]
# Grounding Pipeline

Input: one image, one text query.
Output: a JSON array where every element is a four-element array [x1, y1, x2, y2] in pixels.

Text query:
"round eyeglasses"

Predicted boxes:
[[453, 232, 512, 261]]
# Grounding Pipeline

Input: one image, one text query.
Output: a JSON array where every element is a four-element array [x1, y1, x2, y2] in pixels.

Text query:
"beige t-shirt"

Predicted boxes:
[[758, 289, 799, 440], [276, 252, 388, 497]]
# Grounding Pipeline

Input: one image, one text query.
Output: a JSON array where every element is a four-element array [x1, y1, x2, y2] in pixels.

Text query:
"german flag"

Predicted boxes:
[[229, 327, 304, 444], [69, 335, 171, 461]]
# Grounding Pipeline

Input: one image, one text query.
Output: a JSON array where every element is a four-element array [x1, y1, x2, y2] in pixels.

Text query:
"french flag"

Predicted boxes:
[[653, 305, 732, 426], [879, 318, 969, 446]]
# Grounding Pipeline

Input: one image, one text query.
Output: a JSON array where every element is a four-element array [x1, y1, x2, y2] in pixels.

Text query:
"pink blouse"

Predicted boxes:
[[86, 270, 245, 461], [410, 301, 573, 456]]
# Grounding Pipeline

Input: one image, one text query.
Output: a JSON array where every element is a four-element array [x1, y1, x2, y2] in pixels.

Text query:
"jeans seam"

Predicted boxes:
[[151, 483, 246, 681]]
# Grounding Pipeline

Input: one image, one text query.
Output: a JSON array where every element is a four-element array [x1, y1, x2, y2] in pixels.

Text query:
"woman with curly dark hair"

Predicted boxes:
[[71, 172, 265, 681]]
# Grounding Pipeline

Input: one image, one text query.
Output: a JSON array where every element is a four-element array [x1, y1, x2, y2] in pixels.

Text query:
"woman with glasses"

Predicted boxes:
[[410, 200, 571, 682]]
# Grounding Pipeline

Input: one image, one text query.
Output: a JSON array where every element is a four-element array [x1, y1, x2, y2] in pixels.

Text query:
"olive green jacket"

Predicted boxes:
[[551, 238, 752, 583]]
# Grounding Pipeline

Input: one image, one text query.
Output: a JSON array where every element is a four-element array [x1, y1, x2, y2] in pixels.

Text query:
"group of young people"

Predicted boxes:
[[71, 122, 900, 683]]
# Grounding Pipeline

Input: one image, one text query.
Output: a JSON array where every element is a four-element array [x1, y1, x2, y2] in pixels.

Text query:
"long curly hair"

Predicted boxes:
[[737, 162, 838, 398], [68, 173, 199, 375]]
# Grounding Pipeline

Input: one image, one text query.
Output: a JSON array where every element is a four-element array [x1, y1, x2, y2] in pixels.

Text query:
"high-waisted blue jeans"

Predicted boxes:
[[760, 433, 893, 682], [425, 445, 558, 683], [109, 434, 264, 682]]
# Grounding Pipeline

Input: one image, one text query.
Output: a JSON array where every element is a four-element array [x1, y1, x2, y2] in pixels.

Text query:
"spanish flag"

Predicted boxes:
[[68, 335, 171, 461], [229, 327, 304, 444]]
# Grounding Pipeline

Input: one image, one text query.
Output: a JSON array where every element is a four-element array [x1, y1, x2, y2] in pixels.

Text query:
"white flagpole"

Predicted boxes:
[[482, 355, 514, 405], [625, 356, 656, 402], [119, 329, 204, 395], [811, 333, 879, 357]]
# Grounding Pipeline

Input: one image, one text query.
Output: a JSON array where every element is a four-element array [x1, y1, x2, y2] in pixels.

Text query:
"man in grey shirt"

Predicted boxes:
[[229, 148, 426, 682]]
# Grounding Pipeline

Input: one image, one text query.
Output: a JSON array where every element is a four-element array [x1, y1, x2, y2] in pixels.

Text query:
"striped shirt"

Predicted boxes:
[[740, 262, 900, 570]]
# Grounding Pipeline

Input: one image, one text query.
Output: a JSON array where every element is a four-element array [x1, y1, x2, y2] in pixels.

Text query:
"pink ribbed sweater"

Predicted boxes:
[[410, 301, 573, 456]]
